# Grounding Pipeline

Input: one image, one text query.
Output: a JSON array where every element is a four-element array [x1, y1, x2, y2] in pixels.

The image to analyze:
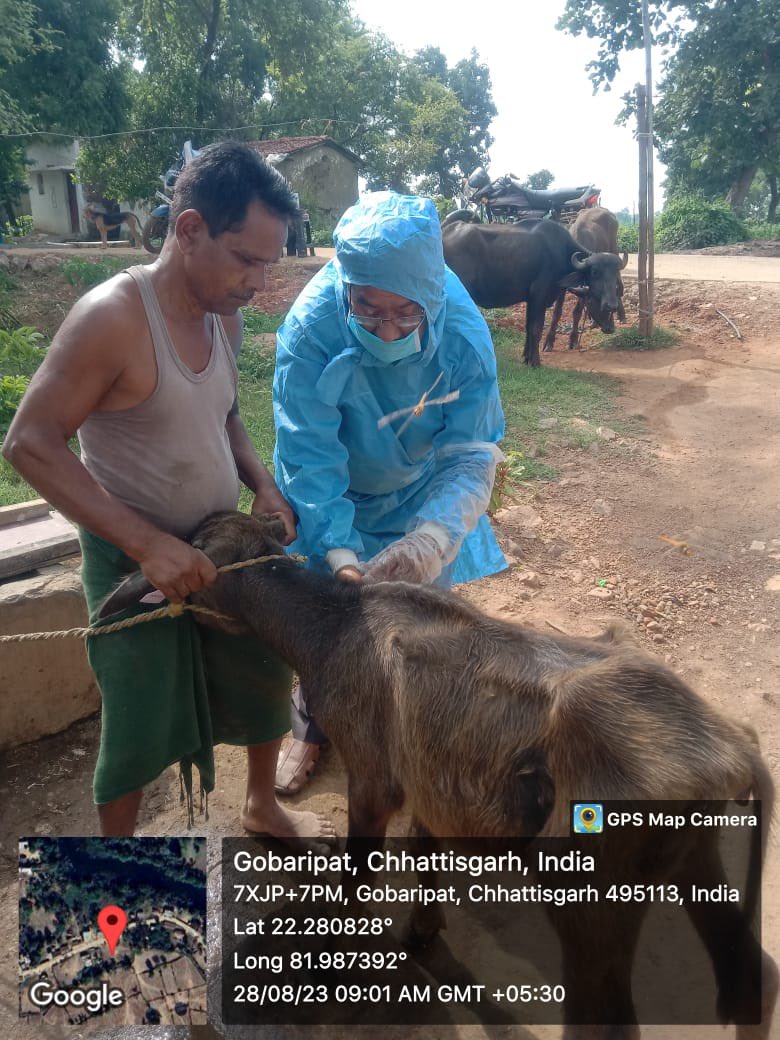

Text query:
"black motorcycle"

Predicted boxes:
[[456, 167, 601, 224], [142, 141, 199, 254]]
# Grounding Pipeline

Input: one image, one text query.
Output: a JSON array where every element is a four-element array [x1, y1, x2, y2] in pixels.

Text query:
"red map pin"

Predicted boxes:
[[97, 905, 128, 956]]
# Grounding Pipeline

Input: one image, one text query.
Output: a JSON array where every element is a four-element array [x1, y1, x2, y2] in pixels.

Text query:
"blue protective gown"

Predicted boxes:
[[273, 192, 507, 585]]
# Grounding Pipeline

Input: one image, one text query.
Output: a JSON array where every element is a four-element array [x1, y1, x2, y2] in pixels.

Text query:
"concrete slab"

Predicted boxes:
[[0, 511, 79, 580]]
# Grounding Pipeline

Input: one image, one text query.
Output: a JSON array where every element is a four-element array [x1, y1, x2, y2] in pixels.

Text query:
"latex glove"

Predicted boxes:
[[364, 529, 448, 584]]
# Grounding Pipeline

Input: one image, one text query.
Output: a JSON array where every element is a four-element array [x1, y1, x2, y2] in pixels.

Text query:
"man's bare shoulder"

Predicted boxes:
[[53, 267, 147, 355]]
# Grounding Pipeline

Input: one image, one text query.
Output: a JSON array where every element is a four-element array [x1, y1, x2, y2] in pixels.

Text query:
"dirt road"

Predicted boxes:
[[623, 252, 780, 283], [314, 247, 780, 283], [5, 242, 780, 284]]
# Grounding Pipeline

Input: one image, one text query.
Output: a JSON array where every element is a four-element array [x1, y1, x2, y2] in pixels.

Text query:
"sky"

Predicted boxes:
[[348, 0, 665, 215]]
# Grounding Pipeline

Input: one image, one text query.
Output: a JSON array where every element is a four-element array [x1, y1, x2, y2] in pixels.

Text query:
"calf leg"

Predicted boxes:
[[554, 901, 644, 1040], [524, 302, 546, 367], [568, 297, 585, 350], [543, 290, 565, 352], [344, 776, 401, 882], [675, 839, 777, 1038], [403, 818, 447, 950]]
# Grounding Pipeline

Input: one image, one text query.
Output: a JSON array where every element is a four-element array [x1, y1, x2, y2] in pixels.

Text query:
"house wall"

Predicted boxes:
[[278, 147, 359, 223], [24, 140, 146, 239], [27, 171, 78, 236]]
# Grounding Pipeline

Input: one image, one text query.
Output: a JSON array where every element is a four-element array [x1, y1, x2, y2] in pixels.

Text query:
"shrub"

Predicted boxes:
[[744, 221, 780, 241], [617, 224, 639, 253], [433, 195, 457, 222], [656, 195, 747, 251], [0, 326, 47, 376], [488, 450, 527, 515], [304, 204, 337, 248], [3, 215, 33, 238], [309, 226, 334, 247], [0, 374, 29, 434], [61, 256, 129, 288], [600, 325, 678, 351]]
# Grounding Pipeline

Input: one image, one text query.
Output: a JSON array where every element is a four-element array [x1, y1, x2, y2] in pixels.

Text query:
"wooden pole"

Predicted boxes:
[[641, 0, 655, 333], [636, 84, 649, 337]]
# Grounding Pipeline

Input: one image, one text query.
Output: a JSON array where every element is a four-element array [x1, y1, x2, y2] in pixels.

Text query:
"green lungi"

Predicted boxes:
[[79, 529, 292, 807]]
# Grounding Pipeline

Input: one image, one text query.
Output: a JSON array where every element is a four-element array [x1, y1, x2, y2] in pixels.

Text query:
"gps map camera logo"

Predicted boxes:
[[573, 803, 604, 833]]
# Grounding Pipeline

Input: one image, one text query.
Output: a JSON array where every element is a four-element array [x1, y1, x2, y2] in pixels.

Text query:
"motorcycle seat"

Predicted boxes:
[[505, 177, 594, 207]]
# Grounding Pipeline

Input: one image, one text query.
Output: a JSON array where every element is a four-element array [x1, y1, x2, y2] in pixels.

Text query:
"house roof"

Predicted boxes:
[[248, 136, 360, 165]]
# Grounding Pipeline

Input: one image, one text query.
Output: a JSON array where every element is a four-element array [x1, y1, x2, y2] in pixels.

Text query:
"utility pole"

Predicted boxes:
[[640, 0, 655, 334], [636, 84, 649, 337]]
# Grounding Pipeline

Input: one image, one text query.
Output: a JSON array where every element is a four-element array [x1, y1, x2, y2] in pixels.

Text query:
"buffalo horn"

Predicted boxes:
[[620, 251, 629, 269], [570, 251, 590, 270]]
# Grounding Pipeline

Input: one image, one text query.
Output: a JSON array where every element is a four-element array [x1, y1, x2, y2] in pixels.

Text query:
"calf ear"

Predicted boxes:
[[98, 571, 157, 619], [253, 512, 288, 547]]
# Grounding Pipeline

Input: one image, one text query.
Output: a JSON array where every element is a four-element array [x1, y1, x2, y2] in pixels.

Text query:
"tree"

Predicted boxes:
[[268, 32, 494, 196], [407, 46, 496, 194], [522, 169, 554, 190], [557, 1, 689, 92], [79, 0, 348, 201], [654, 1, 780, 213], [0, 0, 41, 221], [557, 0, 780, 214], [4, 0, 130, 137]]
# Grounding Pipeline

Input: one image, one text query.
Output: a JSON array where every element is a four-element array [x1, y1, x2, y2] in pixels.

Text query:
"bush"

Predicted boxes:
[[656, 195, 748, 251], [433, 195, 457, 222], [616, 224, 639, 253], [3, 215, 33, 238], [304, 203, 337, 248], [744, 221, 780, 241], [0, 326, 47, 376], [61, 256, 130, 288], [0, 374, 29, 434], [309, 226, 334, 247], [600, 325, 678, 351]]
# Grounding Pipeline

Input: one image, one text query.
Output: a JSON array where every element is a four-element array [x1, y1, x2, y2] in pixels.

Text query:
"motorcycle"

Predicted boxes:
[[458, 166, 601, 224], [142, 140, 199, 254]]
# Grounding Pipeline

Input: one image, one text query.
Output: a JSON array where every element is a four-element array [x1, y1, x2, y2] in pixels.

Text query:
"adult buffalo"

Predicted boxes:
[[442, 216, 625, 366], [544, 206, 629, 352]]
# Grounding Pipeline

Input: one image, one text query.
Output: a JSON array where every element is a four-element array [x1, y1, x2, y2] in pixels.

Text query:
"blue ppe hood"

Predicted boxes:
[[333, 192, 446, 352]]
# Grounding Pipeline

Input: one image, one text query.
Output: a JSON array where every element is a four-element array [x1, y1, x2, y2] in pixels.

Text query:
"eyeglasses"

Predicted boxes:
[[349, 309, 425, 334]]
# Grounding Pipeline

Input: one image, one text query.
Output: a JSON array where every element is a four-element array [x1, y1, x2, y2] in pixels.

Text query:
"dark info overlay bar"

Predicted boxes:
[[221, 801, 764, 1027]]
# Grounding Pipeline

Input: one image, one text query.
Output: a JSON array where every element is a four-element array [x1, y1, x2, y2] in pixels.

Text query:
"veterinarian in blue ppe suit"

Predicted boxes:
[[272, 191, 507, 793]]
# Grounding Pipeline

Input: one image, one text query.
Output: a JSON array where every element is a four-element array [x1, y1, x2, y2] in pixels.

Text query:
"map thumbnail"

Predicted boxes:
[[19, 836, 207, 1026]]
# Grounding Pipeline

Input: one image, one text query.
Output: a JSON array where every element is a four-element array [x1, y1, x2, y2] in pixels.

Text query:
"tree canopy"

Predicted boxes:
[[1, 0, 497, 211], [557, 0, 780, 216]]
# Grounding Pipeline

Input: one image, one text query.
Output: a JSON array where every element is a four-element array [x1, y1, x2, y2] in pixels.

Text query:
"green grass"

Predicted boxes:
[[0, 456, 38, 506], [491, 326, 638, 486], [242, 308, 285, 336], [61, 256, 134, 289], [597, 325, 679, 351], [235, 316, 284, 510], [0, 308, 634, 508]]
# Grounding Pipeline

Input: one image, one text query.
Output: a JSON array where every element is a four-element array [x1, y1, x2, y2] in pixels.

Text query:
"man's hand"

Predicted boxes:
[[250, 488, 297, 545], [363, 531, 447, 584], [137, 534, 218, 603]]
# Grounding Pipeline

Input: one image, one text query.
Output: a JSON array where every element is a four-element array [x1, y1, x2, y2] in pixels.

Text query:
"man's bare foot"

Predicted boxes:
[[241, 800, 337, 846]]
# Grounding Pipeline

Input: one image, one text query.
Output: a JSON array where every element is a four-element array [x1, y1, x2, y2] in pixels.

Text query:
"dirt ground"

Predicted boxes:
[[1, 259, 779, 1039]]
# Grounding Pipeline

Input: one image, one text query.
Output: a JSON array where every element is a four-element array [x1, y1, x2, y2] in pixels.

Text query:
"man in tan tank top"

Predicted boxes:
[[4, 142, 335, 844]]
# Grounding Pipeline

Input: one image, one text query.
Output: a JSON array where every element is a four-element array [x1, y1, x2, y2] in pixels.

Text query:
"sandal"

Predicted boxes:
[[275, 736, 324, 795]]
